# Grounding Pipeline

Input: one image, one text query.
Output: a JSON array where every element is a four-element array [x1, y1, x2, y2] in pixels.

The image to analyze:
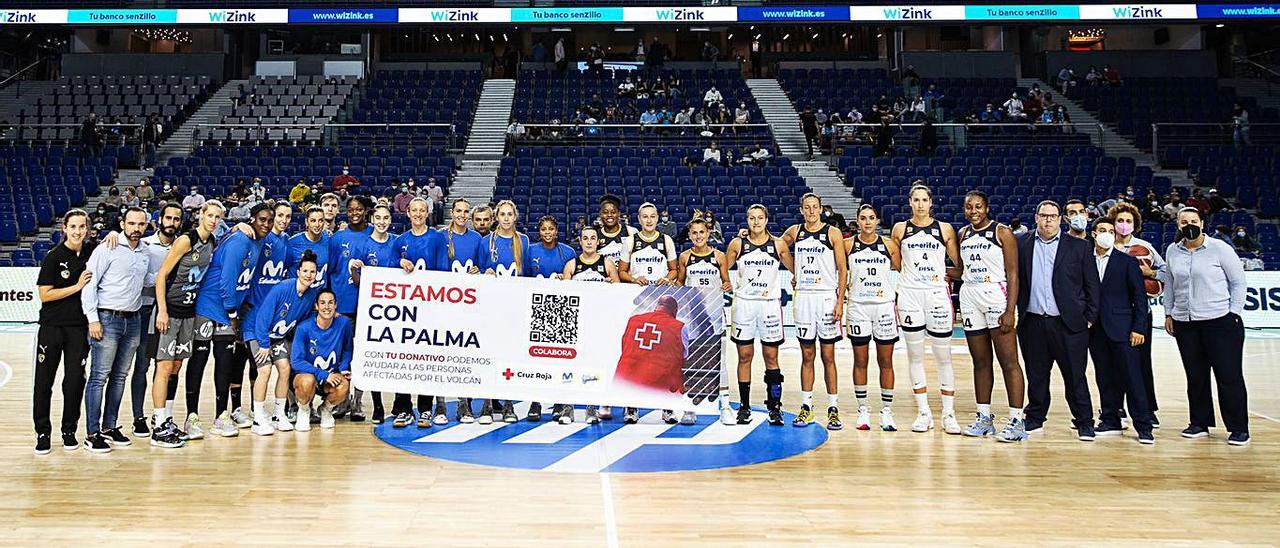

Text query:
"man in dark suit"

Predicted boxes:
[[1088, 217, 1154, 444], [1016, 200, 1100, 440]]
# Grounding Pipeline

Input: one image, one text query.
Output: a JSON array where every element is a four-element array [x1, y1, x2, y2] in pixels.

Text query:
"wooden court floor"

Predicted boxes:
[[0, 325, 1277, 546]]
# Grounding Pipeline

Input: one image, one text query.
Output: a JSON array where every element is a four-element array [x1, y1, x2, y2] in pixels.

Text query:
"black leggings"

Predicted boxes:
[[185, 340, 211, 415], [33, 325, 89, 436], [212, 337, 245, 416]]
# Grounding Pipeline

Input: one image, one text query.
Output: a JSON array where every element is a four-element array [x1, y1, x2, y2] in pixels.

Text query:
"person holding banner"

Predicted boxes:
[[724, 205, 794, 427], [1108, 202, 1164, 429], [477, 199, 532, 423], [441, 198, 484, 423], [245, 251, 321, 436], [594, 194, 637, 421], [528, 216, 577, 423], [843, 204, 901, 432], [472, 204, 494, 238], [678, 218, 734, 425], [330, 196, 373, 422], [291, 289, 353, 432], [390, 198, 449, 428], [563, 224, 620, 424], [349, 204, 401, 424], [783, 194, 848, 430], [619, 202, 680, 425]]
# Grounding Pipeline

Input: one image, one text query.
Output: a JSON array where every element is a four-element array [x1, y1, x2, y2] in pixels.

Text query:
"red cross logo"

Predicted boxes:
[[503, 368, 514, 380], [634, 322, 662, 350]]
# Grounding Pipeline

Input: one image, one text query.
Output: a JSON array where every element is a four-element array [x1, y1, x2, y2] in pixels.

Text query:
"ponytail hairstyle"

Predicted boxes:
[[447, 197, 472, 261], [489, 200, 524, 276]]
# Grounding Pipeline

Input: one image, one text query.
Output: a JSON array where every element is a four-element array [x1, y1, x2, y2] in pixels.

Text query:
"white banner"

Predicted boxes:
[[0, 267, 39, 323], [1079, 4, 1198, 19], [176, 9, 289, 24], [1, 9, 66, 24], [1148, 270, 1280, 328], [622, 6, 740, 22], [399, 7, 512, 23], [352, 267, 725, 412], [850, 5, 967, 21]]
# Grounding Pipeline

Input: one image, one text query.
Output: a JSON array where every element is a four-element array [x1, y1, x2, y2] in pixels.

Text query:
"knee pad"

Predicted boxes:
[[764, 368, 784, 385], [929, 336, 955, 391]]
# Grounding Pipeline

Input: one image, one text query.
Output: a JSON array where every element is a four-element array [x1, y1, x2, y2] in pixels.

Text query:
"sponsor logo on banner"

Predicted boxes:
[[1, 10, 66, 24], [0, 268, 40, 323], [68, 9, 178, 24], [375, 402, 828, 473], [963, 4, 1082, 19], [851, 5, 966, 20], [738, 5, 851, 21], [287, 8, 398, 24], [177, 9, 288, 24], [1197, 3, 1280, 17], [399, 8, 511, 23], [623, 6, 738, 22], [1079, 4, 1198, 18], [510, 7, 625, 23]]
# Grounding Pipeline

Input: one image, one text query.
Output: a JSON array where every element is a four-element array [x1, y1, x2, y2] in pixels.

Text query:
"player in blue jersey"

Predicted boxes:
[[248, 201, 294, 311], [290, 289, 353, 431], [193, 203, 272, 439], [438, 198, 484, 423], [289, 206, 331, 290], [390, 198, 449, 428], [349, 204, 400, 424], [245, 251, 320, 436], [328, 196, 372, 421], [528, 216, 576, 280], [476, 200, 533, 423]]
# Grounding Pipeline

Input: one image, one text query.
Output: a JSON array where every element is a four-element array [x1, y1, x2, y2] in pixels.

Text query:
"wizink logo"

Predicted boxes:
[[882, 6, 934, 19], [208, 10, 256, 22], [3, 11, 37, 23], [1112, 5, 1165, 17], [655, 8, 705, 20], [429, 9, 478, 22]]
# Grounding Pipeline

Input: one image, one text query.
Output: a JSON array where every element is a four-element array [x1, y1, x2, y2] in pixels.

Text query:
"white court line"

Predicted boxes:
[[601, 473, 619, 548], [1250, 411, 1280, 424]]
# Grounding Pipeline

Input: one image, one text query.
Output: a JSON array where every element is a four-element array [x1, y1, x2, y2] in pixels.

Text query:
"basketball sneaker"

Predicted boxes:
[[319, 404, 336, 429], [252, 418, 275, 436], [736, 405, 754, 425], [623, 407, 639, 424], [559, 406, 575, 425], [995, 418, 1027, 443], [942, 413, 962, 435], [83, 432, 111, 453], [275, 407, 294, 432], [911, 412, 934, 433], [477, 401, 494, 425], [416, 409, 432, 428], [212, 412, 239, 437], [391, 411, 412, 428], [767, 403, 784, 426], [662, 410, 678, 424], [680, 411, 697, 425], [132, 417, 150, 437], [433, 400, 448, 425], [501, 402, 518, 423], [285, 393, 298, 422], [599, 407, 614, 421], [855, 405, 871, 431], [585, 406, 601, 424], [880, 407, 897, 431], [150, 419, 185, 448], [826, 407, 843, 431], [964, 413, 996, 437], [184, 413, 205, 440], [456, 398, 474, 423], [103, 427, 131, 446], [720, 407, 736, 426], [792, 404, 814, 427], [230, 408, 252, 429], [527, 402, 543, 422]]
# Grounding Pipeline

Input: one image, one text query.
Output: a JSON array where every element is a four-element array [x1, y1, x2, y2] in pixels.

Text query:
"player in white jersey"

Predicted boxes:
[[619, 202, 680, 425], [725, 205, 794, 427], [677, 218, 734, 425], [782, 194, 848, 430], [562, 225, 620, 424], [955, 191, 1026, 442], [592, 195, 636, 421], [843, 204, 901, 431], [890, 184, 961, 434]]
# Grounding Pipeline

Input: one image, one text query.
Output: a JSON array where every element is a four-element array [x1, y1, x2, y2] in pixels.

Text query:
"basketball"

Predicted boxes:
[[1127, 245, 1163, 296]]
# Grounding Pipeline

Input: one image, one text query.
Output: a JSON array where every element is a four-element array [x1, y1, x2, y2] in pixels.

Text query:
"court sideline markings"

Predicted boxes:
[[601, 473, 619, 548], [1251, 411, 1280, 424]]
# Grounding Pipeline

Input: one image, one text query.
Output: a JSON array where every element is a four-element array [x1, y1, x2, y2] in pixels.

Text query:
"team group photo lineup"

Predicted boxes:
[[2, 3, 1279, 544]]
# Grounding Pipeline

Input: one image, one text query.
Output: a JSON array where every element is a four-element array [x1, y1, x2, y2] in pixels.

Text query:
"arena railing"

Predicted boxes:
[[1, 123, 142, 149], [191, 122, 459, 153], [509, 123, 777, 150], [826, 122, 1108, 167], [1152, 122, 1280, 168]]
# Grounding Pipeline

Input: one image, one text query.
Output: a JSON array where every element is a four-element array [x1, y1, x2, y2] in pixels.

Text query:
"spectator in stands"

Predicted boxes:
[[980, 103, 1003, 124], [1056, 67, 1074, 92], [734, 102, 751, 125], [1103, 65, 1122, 86], [554, 37, 567, 75], [182, 187, 205, 212], [891, 98, 908, 119], [801, 106, 819, 160], [425, 178, 445, 225], [135, 181, 154, 209], [847, 106, 864, 126], [648, 37, 668, 71], [122, 187, 140, 209], [504, 47, 520, 80], [640, 108, 659, 130], [705, 211, 724, 245], [1086, 66, 1102, 86], [702, 142, 722, 167], [1208, 189, 1233, 215], [1003, 92, 1026, 121], [702, 41, 720, 62], [80, 112, 102, 159], [1039, 107, 1055, 126], [249, 179, 266, 204], [902, 65, 921, 98], [393, 185, 414, 215], [1099, 192, 1125, 214], [227, 199, 252, 224], [657, 210, 677, 241], [873, 116, 895, 158], [532, 41, 546, 64], [1010, 218, 1027, 236], [821, 205, 847, 234], [922, 84, 944, 121], [873, 94, 892, 122], [289, 180, 311, 205], [618, 77, 636, 100], [752, 144, 772, 165], [1187, 190, 1212, 217], [104, 185, 123, 210], [1162, 195, 1184, 219], [703, 86, 723, 111], [903, 96, 926, 122], [674, 107, 692, 127], [633, 39, 645, 62], [1212, 225, 1238, 250], [332, 165, 361, 198], [587, 43, 605, 77], [917, 117, 938, 156], [1086, 200, 1103, 220], [142, 113, 163, 171], [1232, 103, 1251, 147], [668, 75, 684, 105], [158, 182, 178, 205], [1233, 226, 1261, 253], [1024, 92, 1043, 122]]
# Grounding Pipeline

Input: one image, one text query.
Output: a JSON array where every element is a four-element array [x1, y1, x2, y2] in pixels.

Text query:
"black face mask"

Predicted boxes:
[[1180, 224, 1202, 241]]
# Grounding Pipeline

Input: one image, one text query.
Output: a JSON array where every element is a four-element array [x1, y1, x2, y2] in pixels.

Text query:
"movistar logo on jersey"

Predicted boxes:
[[377, 402, 827, 473]]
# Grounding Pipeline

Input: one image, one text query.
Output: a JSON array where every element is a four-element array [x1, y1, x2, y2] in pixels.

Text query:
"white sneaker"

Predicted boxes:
[[212, 412, 239, 437], [942, 413, 962, 435], [432, 412, 448, 426], [296, 406, 312, 432], [319, 403, 336, 429], [274, 412, 294, 432], [880, 407, 898, 431], [911, 412, 934, 433], [680, 411, 697, 425], [855, 405, 871, 430], [184, 413, 205, 440], [720, 407, 735, 425], [558, 408, 574, 424], [251, 420, 275, 436], [230, 408, 252, 429]]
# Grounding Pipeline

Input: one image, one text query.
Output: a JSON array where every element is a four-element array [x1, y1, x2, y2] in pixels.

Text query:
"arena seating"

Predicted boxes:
[[1066, 78, 1277, 149], [0, 144, 122, 252], [5, 75, 214, 143], [1172, 144, 1280, 220], [347, 69, 483, 148], [514, 69, 763, 126], [779, 68, 1019, 121]]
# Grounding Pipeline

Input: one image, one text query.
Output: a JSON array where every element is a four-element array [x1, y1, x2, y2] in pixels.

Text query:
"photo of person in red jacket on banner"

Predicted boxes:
[[614, 295, 689, 396]]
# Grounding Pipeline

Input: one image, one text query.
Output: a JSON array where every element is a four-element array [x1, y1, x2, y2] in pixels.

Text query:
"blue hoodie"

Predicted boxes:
[[249, 230, 290, 308], [194, 231, 262, 325], [243, 277, 320, 349], [291, 315, 353, 382]]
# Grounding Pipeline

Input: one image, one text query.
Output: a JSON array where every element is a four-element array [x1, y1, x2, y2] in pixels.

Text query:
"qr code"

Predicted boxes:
[[529, 293, 580, 345]]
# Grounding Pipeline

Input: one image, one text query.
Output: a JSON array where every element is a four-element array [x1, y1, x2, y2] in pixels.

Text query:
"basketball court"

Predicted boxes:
[[2, 323, 1277, 545]]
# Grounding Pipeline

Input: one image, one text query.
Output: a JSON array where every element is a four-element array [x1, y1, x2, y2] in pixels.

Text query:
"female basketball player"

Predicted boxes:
[[954, 191, 1026, 442], [477, 199, 532, 423], [619, 202, 680, 424], [348, 204, 401, 424], [440, 198, 484, 423], [245, 251, 320, 436], [843, 204, 901, 431], [593, 195, 636, 421], [782, 194, 847, 430], [562, 225, 620, 424], [390, 198, 448, 428], [1108, 202, 1164, 429], [677, 218, 734, 425], [890, 183, 961, 434], [725, 205, 795, 426]]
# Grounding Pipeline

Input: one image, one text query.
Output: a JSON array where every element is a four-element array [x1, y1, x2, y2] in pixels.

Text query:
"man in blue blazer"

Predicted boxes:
[[1088, 217, 1154, 444], [1016, 200, 1100, 440]]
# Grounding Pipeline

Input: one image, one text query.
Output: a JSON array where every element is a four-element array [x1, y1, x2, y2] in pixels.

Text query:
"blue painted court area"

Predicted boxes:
[[376, 402, 829, 473]]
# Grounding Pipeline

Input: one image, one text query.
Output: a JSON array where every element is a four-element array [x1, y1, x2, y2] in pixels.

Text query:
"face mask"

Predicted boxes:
[[1179, 224, 1202, 241], [1095, 232, 1115, 250], [661, 216, 669, 222], [1115, 221, 1134, 236], [1068, 215, 1088, 232], [1238, 230, 1247, 237], [191, 190, 197, 195]]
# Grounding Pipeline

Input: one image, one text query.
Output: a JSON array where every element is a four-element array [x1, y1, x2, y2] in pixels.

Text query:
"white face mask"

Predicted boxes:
[[1095, 232, 1116, 250]]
